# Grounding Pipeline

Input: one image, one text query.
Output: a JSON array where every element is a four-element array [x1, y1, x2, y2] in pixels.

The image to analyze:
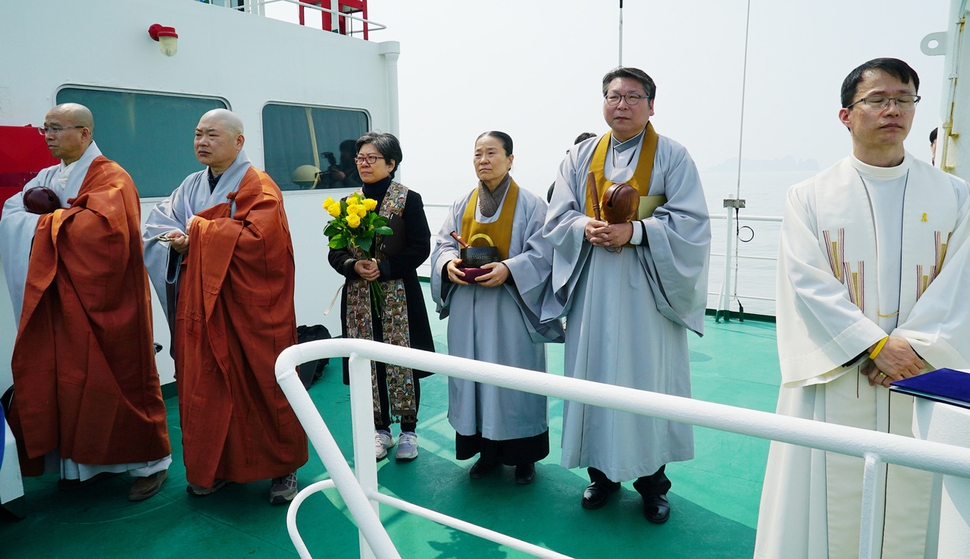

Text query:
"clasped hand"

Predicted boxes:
[[586, 219, 633, 248], [446, 259, 509, 287], [861, 336, 924, 388], [354, 259, 380, 282]]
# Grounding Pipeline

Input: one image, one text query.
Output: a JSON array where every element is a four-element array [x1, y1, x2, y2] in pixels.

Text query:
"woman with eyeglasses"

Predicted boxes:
[[327, 131, 435, 462], [430, 131, 564, 485]]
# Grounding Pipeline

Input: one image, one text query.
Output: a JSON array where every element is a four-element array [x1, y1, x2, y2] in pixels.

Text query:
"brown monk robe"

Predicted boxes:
[[10, 157, 170, 474], [175, 167, 308, 488]]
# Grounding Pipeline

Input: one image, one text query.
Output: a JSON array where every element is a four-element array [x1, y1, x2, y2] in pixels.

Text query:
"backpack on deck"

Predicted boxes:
[[296, 324, 332, 389]]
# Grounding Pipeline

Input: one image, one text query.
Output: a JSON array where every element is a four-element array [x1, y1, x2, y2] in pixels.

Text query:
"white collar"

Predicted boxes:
[[850, 152, 910, 181]]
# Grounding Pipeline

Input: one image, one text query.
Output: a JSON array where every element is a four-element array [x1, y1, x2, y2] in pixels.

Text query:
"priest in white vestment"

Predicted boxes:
[[756, 58, 970, 559], [542, 67, 711, 524]]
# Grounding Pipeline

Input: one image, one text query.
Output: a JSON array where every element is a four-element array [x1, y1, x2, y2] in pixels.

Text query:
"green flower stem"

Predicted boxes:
[[370, 279, 385, 317]]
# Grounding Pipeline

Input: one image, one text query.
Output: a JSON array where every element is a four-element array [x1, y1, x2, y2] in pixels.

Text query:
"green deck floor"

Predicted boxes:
[[0, 286, 781, 559]]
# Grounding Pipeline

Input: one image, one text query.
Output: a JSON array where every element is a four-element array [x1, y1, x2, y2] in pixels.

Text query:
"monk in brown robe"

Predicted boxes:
[[0, 103, 171, 501], [142, 109, 307, 505]]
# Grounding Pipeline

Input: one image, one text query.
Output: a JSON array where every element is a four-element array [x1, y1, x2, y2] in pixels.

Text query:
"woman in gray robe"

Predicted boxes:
[[431, 131, 563, 485]]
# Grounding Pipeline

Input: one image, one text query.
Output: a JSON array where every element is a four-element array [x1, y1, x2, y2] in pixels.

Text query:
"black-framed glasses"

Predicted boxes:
[[605, 93, 648, 106], [354, 154, 382, 165], [847, 95, 921, 111], [38, 125, 85, 135]]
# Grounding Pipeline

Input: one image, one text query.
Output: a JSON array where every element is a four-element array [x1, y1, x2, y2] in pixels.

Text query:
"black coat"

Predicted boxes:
[[327, 179, 435, 384]]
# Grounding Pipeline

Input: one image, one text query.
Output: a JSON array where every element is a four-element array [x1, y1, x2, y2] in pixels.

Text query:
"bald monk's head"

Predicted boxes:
[[42, 103, 94, 165], [195, 109, 245, 176]]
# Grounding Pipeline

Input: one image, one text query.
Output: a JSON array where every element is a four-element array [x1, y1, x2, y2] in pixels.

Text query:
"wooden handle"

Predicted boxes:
[[587, 171, 601, 221], [450, 231, 471, 248]]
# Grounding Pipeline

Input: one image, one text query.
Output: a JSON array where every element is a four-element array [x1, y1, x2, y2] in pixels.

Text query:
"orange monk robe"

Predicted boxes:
[[10, 157, 171, 475], [175, 167, 307, 488]]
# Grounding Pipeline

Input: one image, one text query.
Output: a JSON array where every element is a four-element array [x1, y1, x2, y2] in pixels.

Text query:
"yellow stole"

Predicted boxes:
[[460, 180, 519, 261], [585, 122, 666, 221]]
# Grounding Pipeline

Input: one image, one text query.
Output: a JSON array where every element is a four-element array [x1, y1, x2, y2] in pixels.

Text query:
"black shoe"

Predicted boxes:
[[642, 493, 670, 524], [469, 457, 497, 479], [632, 467, 671, 524], [514, 463, 535, 485], [581, 480, 621, 509]]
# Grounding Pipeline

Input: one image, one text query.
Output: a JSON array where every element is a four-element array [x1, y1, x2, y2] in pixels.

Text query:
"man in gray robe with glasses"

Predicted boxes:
[[543, 67, 711, 524]]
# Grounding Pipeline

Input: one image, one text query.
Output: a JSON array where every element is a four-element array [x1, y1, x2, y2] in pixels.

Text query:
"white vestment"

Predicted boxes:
[[431, 183, 563, 442], [756, 154, 970, 559], [542, 131, 711, 482]]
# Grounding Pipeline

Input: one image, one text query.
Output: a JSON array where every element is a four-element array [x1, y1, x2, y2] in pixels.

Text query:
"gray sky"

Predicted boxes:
[[273, 1, 952, 206]]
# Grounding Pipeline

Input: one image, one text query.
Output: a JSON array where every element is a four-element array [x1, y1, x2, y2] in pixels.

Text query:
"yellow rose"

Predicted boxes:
[[362, 198, 378, 211], [327, 203, 342, 218], [346, 203, 360, 216], [346, 213, 361, 228], [323, 197, 336, 208], [355, 205, 368, 218]]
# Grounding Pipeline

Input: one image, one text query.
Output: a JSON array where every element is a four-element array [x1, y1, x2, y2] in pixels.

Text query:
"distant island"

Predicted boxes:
[[706, 156, 820, 173]]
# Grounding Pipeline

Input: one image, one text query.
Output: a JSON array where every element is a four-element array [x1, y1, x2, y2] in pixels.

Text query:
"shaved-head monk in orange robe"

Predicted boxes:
[[0, 103, 172, 502], [143, 109, 307, 505]]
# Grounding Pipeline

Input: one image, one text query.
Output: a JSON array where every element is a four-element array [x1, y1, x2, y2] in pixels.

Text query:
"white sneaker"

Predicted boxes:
[[395, 431, 418, 461], [375, 430, 395, 460]]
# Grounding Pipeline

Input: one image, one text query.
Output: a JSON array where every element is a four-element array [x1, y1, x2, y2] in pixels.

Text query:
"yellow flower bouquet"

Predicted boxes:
[[323, 194, 393, 311]]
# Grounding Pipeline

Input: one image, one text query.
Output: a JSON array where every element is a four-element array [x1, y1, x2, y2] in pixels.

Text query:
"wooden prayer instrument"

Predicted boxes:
[[601, 182, 640, 224], [23, 186, 61, 214], [586, 171, 601, 221], [450, 231, 471, 248]]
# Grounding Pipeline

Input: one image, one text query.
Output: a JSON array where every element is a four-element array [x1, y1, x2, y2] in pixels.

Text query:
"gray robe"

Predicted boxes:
[[0, 142, 102, 325], [431, 184, 563, 441], [142, 150, 250, 315], [542, 132, 711, 482]]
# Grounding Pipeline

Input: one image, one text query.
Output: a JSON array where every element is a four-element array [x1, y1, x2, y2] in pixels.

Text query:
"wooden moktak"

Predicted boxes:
[[22, 187, 61, 214], [586, 171, 639, 224]]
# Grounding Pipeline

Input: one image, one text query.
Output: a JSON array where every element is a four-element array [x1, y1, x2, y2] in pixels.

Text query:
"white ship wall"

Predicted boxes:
[[0, 0, 401, 390]]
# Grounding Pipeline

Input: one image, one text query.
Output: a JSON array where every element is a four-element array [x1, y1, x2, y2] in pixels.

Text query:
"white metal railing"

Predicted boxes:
[[275, 338, 970, 559], [711, 212, 783, 316]]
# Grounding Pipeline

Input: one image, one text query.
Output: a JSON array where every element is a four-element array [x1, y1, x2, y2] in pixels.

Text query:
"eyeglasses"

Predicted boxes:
[[847, 95, 921, 111], [354, 154, 382, 165], [38, 125, 85, 135], [605, 93, 648, 106]]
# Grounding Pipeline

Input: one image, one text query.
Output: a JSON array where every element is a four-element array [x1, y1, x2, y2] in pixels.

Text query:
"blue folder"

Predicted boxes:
[[890, 368, 970, 410]]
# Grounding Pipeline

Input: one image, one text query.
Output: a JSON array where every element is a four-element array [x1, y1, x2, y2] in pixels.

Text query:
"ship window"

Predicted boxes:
[[262, 104, 369, 191], [55, 88, 228, 198]]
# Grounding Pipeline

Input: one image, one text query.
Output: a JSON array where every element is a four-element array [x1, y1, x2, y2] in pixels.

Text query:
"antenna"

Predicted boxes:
[[734, 0, 752, 201], [618, 0, 624, 66]]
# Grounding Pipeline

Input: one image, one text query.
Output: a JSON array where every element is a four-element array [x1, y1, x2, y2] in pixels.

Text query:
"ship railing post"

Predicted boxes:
[[716, 197, 744, 322], [858, 452, 887, 559], [349, 353, 381, 559]]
